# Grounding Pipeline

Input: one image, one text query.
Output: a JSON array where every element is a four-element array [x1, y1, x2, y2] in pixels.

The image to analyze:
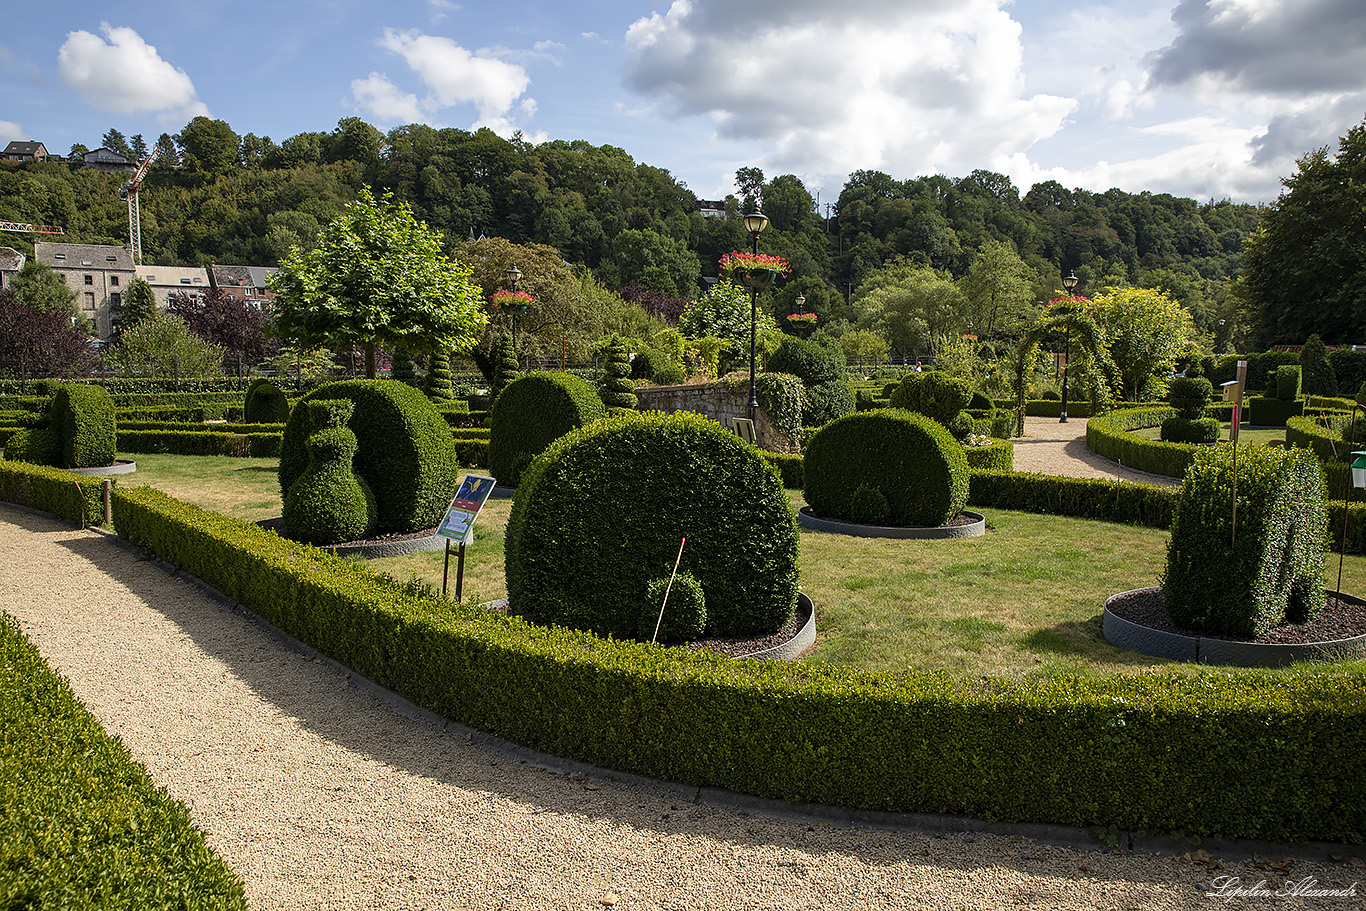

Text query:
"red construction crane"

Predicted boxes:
[[0, 221, 64, 235], [119, 147, 159, 264]]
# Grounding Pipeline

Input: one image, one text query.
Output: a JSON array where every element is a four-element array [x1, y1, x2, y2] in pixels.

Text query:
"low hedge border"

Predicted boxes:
[[1286, 415, 1355, 464], [0, 613, 248, 907], [96, 484, 1366, 844], [118, 430, 284, 458], [0, 461, 108, 526], [1086, 408, 1198, 478]]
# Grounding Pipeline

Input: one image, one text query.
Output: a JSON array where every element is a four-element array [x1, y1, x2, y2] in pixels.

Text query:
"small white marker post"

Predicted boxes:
[[651, 537, 687, 644]]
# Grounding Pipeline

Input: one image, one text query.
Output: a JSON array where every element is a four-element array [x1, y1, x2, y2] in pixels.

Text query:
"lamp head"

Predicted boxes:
[[506, 264, 522, 287], [743, 212, 769, 235], [1062, 272, 1079, 293]]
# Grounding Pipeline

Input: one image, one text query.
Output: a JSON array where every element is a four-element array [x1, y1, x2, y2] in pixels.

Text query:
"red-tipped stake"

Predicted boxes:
[[651, 537, 687, 644]]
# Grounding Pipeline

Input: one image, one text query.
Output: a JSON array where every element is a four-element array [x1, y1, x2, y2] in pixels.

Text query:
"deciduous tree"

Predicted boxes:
[[1085, 287, 1194, 400]]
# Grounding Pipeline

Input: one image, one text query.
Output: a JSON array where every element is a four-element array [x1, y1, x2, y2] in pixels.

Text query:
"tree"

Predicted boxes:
[[961, 240, 1038, 338], [1085, 287, 1195, 400], [1241, 117, 1366, 345], [169, 286, 275, 370], [176, 116, 241, 176], [114, 276, 158, 334], [1298, 333, 1337, 396], [678, 280, 778, 365], [10, 260, 79, 321], [0, 289, 96, 382], [102, 128, 131, 159], [850, 263, 963, 358], [269, 188, 489, 378], [105, 312, 225, 380]]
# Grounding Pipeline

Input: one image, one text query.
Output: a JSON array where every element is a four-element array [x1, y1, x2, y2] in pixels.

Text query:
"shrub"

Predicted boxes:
[[489, 371, 607, 487], [0, 460, 108, 526], [489, 333, 519, 401], [5, 384, 116, 469], [243, 378, 289, 424], [1163, 445, 1328, 638], [889, 372, 974, 438], [962, 437, 1014, 472], [1245, 395, 1303, 426], [1168, 376, 1213, 419], [766, 337, 844, 386], [1161, 416, 1221, 444], [848, 483, 891, 525], [1273, 365, 1302, 400], [390, 347, 417, 385], [629, 346, 682, 384], [279, 379, 457, 534], [804, 410, 969, 527], [598, 337, 639, 410], [1299, 333, 1337, 396], [282, 400, 377, 545], [803, 378, 856, 427], [640, 572, 708, 643], [423, 344, 455, 402], [506, 411, 799, 639]]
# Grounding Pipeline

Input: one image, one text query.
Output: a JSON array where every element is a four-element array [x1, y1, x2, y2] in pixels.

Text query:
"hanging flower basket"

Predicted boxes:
[[720, 251, 790, 290], [786, 312, 818, 337], [492, 289, 534, 314]]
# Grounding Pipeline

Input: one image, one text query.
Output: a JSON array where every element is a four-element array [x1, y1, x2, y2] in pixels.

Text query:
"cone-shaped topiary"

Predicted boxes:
[[489, 371, 607, 487], [506, 411, 799, 639], [1299, 333, 1337, 396], [279, 379, 457, 534], [804, 409, 969, 527], [598, 337, 638, 411], [1162, 444, 1328, 638], [489, 333, 520, 402], [423, 343, 454, 402], [243, 378, 290, 424], [390, 347, 418, 386], [282, 399, 377, 545]]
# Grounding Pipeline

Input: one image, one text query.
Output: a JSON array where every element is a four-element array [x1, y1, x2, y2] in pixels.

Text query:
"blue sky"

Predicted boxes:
[[4, 0, 1365, 205]]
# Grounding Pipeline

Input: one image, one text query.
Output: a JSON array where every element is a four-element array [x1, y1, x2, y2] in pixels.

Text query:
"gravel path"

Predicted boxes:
[[3, 430, 1360, 909], [1009, 417, 1179, 485]]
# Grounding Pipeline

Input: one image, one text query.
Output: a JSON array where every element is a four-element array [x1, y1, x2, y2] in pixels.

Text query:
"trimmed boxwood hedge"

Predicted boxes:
[[506, 411, 799, 638], [0, 461, 108, 526], [6, 385, 117, 469], [243, 378, 290, 424], [0, 613, 247, 908], [279, 380, 458, 534], [98, 484, 1366, 844], [119, 429, 284, 458], [1086, 408, 1197, 478], [805, 410, 969, 527], [488, 371, 607, 487]]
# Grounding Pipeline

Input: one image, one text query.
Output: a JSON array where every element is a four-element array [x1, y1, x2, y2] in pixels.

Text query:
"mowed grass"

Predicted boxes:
[[117, 453, 1366, 680], [1131, 423, 1290, 448]]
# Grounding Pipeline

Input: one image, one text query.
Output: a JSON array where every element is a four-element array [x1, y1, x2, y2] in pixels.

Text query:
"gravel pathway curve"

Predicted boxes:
[[3, 430, 1359, 909], [1008, 417, 1179, 485]]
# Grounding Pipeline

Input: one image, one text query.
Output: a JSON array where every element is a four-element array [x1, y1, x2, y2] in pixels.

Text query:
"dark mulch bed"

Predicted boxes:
[[1107, 587, 1366, 645], [255, 517, 438, 549], [805, 511, 979, 529]]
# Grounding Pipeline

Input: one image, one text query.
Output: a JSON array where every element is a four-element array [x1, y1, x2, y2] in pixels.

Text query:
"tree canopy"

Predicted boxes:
[[1085, 287, 1195, 400], [269, 187, 488, 377]]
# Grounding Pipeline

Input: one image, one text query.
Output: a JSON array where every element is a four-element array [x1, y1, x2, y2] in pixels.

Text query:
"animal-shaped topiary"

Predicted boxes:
[[889, 371, 975, 441], [489, 371, 606, 487], [5, 384, 116, 468], [282, 399, 377, 546], [804, 409, 969, 527], [243, 378, 290, 424], [1162, 445, 1328, 638], [506, 411, 799, 640]]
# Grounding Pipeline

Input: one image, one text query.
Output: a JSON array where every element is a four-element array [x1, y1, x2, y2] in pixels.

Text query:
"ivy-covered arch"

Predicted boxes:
[[1012, 304, 1119, 436]]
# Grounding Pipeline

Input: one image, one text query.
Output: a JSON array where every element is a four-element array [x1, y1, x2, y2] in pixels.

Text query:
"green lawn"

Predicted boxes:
[[116, 453, 1366, 681], [1131, 422, 1288, 447]]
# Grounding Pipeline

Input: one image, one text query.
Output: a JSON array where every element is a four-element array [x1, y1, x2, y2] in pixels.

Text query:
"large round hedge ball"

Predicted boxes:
[[279, 379, 457, 534], [489, 371, 607, 487], [804, 409, 969, 527], [505, 411, 799, 640]]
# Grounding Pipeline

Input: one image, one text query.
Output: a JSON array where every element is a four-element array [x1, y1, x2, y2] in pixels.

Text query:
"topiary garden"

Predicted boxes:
[[5, 383, 117, 469], [488, 371, 607, 488]]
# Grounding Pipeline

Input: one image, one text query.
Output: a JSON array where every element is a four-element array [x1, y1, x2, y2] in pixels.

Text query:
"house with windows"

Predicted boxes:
[[33, 242, 135, 339], [81, 147, 132, 172], [209, 263, 278, 309], [0, 247, 24, 289], [135, 265, 211, 310], [2, 141, 49, 162]]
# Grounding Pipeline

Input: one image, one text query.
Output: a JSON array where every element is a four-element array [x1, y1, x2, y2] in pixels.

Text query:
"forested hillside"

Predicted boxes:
[[2, 114, 1265, 348]]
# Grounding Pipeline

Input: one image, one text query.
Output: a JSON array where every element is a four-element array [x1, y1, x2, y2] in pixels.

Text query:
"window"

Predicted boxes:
[[145, 275, 156, 281], [110, 293, 121, 307], [105, 256, 116, 262], [83, 292, 95, 309], [110, 276, 119, 287], [54, 253, 66, 261], [192, 277, 202, 283], [84, 275, 93, 285]]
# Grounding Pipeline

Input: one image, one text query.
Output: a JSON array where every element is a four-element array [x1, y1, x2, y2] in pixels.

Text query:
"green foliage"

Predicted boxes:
[[598, 337, 638, 410], [242, 378, 289, 424], [116, 277, 158, 333], [0, 614, 247, 909], [5, 384, 115, 469], [889, 371, 974, 435], [804, 410, 969, 526], [1245, 395, 1302, 426], [489, 333, 520, 402], [1167, 376, 1213, 419], [767, 337, 854, 427], [106, 313, 226, 380], [1086, 407, 1199, 478], [1274, 365, 1302, 400], [390, 347, 418, 386], [1160, 416, 1221, 444], [641, 572, 707, 643], [506, 411, 799, 638], [117, 429, 282, 458], [849, 263, 962, 357], [488, 371, 607, 487], [1085, 288, 1194, 401], [1163, 445, 1329, 637], [751, 372, 807, 444], [968, 470, 1177, 529], [279, 379, 457, 534], [961, 437, 1015, 472], [423, 343, 455, 402], [848, 483, 891, 524], [0, 460, 108, 526], [283, 400, 377, 545], [9, 259, 78, 322], [679, 281, 777, 360], [1299, 334, 1337, 396], [269, 187, 488, 377]]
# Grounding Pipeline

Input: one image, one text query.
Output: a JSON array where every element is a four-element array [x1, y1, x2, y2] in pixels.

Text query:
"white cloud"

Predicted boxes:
[[349, 29, 535, 136], [0, 120, 23, 143], [56, 24, 205, 117], [622, 0, 1073, 192]]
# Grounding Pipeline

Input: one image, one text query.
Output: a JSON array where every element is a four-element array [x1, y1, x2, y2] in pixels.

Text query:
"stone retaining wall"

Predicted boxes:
[[634, 383, 798, 453]]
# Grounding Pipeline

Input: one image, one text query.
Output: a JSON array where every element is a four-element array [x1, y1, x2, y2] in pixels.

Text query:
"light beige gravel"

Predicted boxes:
[[3, 494, 1360, 910], [1009, 417, 1179, 485]]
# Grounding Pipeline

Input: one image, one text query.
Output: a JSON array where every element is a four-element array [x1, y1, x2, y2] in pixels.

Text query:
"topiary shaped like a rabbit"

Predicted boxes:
[[283, 399, 377, 546]]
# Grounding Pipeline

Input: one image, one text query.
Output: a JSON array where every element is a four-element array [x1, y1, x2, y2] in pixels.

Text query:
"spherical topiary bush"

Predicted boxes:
[[640, 572, 707, 643], [489, 371, 607, 487], [889, 372, 975, 439], [282, 400, 377, 545], [804, 409, 969, 527], [505, 411, 799, 640], [1162, 445, 1328, 638], [279, 379, 457, 535], [243, 378, 290, 424]]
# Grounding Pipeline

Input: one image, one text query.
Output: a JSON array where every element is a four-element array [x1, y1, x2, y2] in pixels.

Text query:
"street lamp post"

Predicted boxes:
[[503, 264, 526, 363], [743, 211, 769, 425], [1059, 272, 1079, 423]]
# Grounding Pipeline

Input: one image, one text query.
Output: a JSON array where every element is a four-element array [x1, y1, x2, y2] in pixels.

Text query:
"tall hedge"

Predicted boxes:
[[1163, 445, 1328, 638], [278, 379, 457, 534], [488, 371, 606, 487], [804, 409, 969, 527], [505, 411, 799, 639], [4, 384, 116, 469], [242, 378, 289, 424]]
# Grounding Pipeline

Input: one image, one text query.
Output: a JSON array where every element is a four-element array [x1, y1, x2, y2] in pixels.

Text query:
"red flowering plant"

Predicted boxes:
[[719, 251, 791, 281], [785, 312, 818, 324], [492, 289, 535, 311]]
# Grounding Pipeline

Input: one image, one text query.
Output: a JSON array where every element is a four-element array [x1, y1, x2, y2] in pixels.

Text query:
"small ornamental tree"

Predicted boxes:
[[489, 333, 520, 402], [598, 337, 638, 411], [1299, 333, 1338, 396], [423, 343, 454, 402], [1161, 377, 1219, 444], [0, 289, 96, 382], [390, 347, 417, 385]]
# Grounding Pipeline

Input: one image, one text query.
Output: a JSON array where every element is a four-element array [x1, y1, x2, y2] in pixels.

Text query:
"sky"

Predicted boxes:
[[4, 0, 1366, 207]]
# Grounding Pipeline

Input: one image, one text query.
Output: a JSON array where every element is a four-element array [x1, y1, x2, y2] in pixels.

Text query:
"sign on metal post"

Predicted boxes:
[[438, 475, 496, 599]]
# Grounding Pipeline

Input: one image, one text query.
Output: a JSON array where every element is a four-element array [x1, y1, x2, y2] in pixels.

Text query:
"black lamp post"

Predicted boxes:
[[743, 211, 769, 424], [1059, 272, 1079, 423], [503, 264, 527, 361]]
